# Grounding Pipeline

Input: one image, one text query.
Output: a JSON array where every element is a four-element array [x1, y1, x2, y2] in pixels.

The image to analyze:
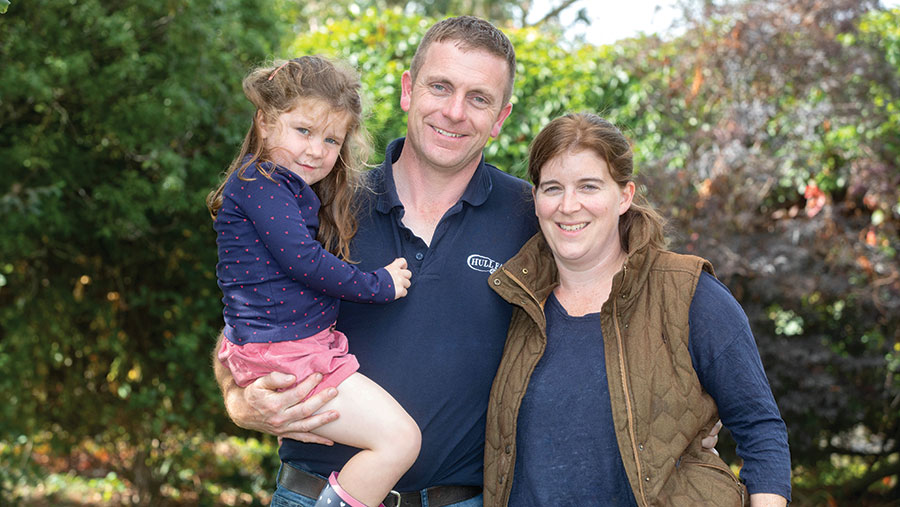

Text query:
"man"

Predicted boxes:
[[215, 16, 537, 506]]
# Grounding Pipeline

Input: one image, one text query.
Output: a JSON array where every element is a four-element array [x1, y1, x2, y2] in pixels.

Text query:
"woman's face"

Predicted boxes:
[[533, 149, 635, 272]]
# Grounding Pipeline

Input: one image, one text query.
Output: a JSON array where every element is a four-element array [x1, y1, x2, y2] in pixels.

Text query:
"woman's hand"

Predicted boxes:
[[749, 493, 788, 507]]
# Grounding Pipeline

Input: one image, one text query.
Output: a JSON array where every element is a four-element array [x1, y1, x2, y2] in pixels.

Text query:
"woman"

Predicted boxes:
[[483, 113, 791, 506]]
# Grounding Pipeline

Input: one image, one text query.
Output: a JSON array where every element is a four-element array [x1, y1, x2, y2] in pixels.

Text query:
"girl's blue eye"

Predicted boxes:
[[296, 127, 309, 135], [325, 138, 341, 145]]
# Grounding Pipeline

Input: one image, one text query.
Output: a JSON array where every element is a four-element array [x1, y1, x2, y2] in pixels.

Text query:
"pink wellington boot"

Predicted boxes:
[[314, 472, 386, 507]]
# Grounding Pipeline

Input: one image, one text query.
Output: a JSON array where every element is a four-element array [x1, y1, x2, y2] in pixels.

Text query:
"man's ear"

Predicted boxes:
[[490, 102, 513, 138], [400, 71, 413, 113]]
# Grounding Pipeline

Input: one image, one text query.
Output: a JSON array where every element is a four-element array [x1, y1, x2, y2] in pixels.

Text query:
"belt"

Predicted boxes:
[[277, 462, 482, 507]]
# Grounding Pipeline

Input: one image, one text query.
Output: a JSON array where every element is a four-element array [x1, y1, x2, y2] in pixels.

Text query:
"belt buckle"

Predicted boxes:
[[387, 490, 402, 506]]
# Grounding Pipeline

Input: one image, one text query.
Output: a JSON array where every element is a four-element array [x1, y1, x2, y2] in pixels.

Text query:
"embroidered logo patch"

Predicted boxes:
[[467, 254, 501, 273]]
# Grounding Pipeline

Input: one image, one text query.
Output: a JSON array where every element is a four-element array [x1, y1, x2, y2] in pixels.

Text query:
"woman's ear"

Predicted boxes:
[[619, 181, 636, 215]]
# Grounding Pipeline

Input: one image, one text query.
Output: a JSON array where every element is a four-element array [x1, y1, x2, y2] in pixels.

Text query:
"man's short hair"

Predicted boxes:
[[409, 16, 516, 105]]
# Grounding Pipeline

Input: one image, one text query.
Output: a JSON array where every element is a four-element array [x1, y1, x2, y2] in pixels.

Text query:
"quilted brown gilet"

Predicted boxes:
[[483, 218, 749, 506]]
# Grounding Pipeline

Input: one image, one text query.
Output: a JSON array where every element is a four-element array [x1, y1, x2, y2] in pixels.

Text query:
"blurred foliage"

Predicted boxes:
[[288, 0, 560, 31], [0, 0, 292, 503], [2, 0, 899, 504], [621, 1, 900, 502], [2, 431, 278, 505]]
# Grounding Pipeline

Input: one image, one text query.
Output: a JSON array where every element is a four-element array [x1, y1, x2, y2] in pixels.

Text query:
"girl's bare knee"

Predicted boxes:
[[384, 412, 421, 469]]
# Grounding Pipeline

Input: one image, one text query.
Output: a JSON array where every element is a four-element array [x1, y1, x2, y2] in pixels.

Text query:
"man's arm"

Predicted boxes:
[[213, 334, 340, 443]]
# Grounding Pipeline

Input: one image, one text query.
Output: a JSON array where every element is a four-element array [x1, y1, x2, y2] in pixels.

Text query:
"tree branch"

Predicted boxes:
[[820, 445, 898, 458], [527, 0, 582, 27], [838, 457, 900, 499]]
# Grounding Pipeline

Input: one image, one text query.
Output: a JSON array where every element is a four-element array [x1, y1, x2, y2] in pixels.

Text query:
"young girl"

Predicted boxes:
[[207, 56, 421, 507]]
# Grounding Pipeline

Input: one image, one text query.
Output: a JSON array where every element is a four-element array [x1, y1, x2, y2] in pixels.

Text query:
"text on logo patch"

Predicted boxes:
[[467, 254, 501, 273]]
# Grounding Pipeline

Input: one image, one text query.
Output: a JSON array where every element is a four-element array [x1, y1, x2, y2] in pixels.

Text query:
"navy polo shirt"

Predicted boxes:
[[279, 138, 538, 491]]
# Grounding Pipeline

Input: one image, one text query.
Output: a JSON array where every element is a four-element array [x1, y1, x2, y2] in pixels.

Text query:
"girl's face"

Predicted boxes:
[[533, 149, 635, 272], [260, 97, 352, 185]]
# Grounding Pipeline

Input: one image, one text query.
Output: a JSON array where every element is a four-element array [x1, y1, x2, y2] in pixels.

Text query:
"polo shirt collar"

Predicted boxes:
[[373, 137, 493, 215]]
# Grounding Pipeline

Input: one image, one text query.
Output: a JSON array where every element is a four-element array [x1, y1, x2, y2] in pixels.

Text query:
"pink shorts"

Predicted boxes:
[[218, 326, 359, 400]]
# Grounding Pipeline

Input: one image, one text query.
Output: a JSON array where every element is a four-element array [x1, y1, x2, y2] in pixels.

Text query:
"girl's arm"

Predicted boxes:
[[238, 170, 397, 303]]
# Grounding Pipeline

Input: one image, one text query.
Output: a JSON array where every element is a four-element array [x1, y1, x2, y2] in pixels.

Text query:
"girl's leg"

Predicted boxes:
[[310, 372, 421, 507]]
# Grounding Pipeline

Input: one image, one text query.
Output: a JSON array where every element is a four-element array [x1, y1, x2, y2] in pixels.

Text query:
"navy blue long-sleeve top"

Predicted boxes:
[[215, 161, 395, 345], [510, 272, 791, 505]]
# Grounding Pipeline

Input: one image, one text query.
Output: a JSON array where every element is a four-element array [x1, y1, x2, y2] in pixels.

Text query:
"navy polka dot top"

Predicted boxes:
[[214, 161, 395, 344]]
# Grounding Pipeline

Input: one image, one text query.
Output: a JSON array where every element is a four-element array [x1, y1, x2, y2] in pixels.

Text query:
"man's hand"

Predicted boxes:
[[701, 420, 722, 456], [214, 336, 339, 444]]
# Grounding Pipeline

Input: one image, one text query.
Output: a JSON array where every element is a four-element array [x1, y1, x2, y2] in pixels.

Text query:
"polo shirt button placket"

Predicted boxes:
[[415, 252, 424, 261]]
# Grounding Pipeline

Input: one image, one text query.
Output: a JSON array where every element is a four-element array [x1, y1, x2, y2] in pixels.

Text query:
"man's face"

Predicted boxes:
[[400, 41, 513, 176]]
